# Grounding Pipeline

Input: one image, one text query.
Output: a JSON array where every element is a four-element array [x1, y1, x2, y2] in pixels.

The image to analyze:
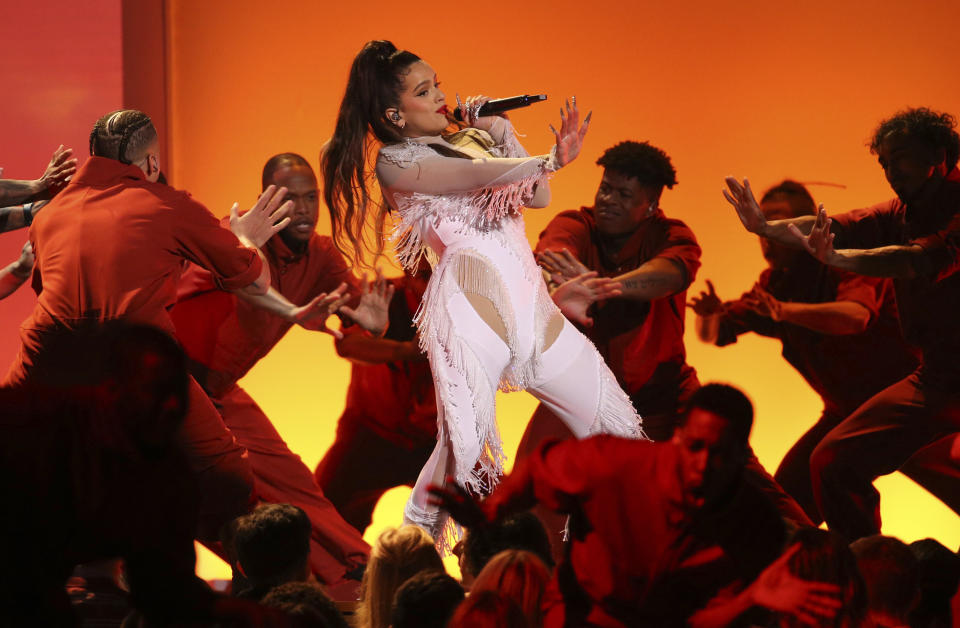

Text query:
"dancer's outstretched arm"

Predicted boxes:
[[540, 247, 685, 301], [689, 544, 842, 628], [724, 177, 816, 245], [0, 241, 34, 299], [787, 206, 928, 278], [0, 145, 77, 207]]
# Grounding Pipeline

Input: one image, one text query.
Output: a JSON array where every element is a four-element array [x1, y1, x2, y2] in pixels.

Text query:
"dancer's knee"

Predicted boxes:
[[195, 450, 255, 542], [810, 438, 844, 483]]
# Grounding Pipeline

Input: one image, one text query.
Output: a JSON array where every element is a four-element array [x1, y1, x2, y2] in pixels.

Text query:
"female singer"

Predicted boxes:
[[322, 40, 642, 547]]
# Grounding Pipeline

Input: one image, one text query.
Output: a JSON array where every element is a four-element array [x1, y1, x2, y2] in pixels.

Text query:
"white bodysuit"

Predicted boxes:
[[377, 120, 643, 548]]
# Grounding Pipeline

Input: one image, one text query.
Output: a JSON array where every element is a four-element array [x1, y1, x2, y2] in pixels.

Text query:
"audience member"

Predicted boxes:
[[233, 503, 313, 601], [851, 535, 920, 628], [447, 590, 529, 628], [0, 323, 213, 624], [459, 511, 554, 588], [261, 582, 350, 628], [909, 538, 960, 628], [356, 525, 445, 628], [67, 560, 133, 627], [471, 550, 550, 627], [390, 570, 464, 628]]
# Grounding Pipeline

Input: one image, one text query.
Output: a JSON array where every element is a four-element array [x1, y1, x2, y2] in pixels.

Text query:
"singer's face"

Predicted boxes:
[[594, 169, 658, 238], [395, 60, 449, 137]]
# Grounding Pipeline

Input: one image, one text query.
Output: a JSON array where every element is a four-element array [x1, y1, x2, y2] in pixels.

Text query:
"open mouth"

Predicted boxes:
[[290, 221, 314, 233]]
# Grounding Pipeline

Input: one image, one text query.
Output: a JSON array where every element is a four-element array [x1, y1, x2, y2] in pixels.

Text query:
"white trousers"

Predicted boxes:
[[404, 289, 642, 550]]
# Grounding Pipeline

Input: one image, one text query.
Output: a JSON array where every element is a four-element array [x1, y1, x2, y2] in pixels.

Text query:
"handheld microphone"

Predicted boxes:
[[453, 94, 547, 121]]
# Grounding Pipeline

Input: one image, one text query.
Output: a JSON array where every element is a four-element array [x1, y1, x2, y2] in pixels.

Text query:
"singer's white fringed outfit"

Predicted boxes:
[[377, 119, 644, 549]]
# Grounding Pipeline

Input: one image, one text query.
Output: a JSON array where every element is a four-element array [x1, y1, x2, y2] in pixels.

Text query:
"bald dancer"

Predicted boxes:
[[172, 153, 391, 588]]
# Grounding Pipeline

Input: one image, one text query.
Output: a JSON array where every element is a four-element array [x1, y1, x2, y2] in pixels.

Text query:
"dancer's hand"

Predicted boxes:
[[551, 97, 591, 168], [11, 241, 34, 279], [742, 284, 782, 321], [551, 271, 622, 327], [747, 544, 843, 625], [686, 279, 723, 316], [339, 268, 394, 336], [292, 283, 351, 338], [428, 476, 486, 528], [723, 177, 768, 235], [538, 248, 590, 283], [36, 145, 77, 197], [788, 206, 836, 264], [229, 185, 293, 248]]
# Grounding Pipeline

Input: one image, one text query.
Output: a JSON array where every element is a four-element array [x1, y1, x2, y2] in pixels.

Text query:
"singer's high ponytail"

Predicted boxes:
[[322, 40, 421, 269]]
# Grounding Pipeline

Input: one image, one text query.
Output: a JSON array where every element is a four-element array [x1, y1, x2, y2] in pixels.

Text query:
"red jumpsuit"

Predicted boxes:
[[7, 157, 263, 540], [314, 275, 438, 533], [519, 206, 809, 550], [483, 436, 786, 627], [810, 167, 960, 540], [530, 206, 701, 440], [171, 226, 370, 584]]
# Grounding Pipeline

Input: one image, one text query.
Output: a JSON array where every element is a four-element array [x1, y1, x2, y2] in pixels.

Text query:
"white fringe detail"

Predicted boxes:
[[590, 340, 649, 440], [381, 132, 550, 274], [415, 250, 509, 486], [403, 500, 463, 556]]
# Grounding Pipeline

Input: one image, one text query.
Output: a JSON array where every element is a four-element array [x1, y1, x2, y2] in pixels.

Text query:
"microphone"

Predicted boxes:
[[453, 94, 547, 121]]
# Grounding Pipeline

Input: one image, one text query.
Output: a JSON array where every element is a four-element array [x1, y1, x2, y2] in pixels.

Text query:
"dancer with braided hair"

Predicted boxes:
[[322, 41, 643, 547], [5, 109, 364, 543]]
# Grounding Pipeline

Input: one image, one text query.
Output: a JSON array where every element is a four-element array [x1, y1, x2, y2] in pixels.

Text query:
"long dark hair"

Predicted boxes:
[[322, 40, 421, 268]]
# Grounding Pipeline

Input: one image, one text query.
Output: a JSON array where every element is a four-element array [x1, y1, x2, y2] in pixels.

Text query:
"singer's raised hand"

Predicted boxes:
[[550, 97, 591, 168]]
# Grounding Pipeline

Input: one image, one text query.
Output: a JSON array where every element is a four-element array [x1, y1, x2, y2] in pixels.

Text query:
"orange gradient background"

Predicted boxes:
[[4, 0, 959, 581]]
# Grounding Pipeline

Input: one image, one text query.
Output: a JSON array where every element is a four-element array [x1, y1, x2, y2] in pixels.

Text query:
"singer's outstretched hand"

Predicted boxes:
[[551, 97, 591, 168]]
